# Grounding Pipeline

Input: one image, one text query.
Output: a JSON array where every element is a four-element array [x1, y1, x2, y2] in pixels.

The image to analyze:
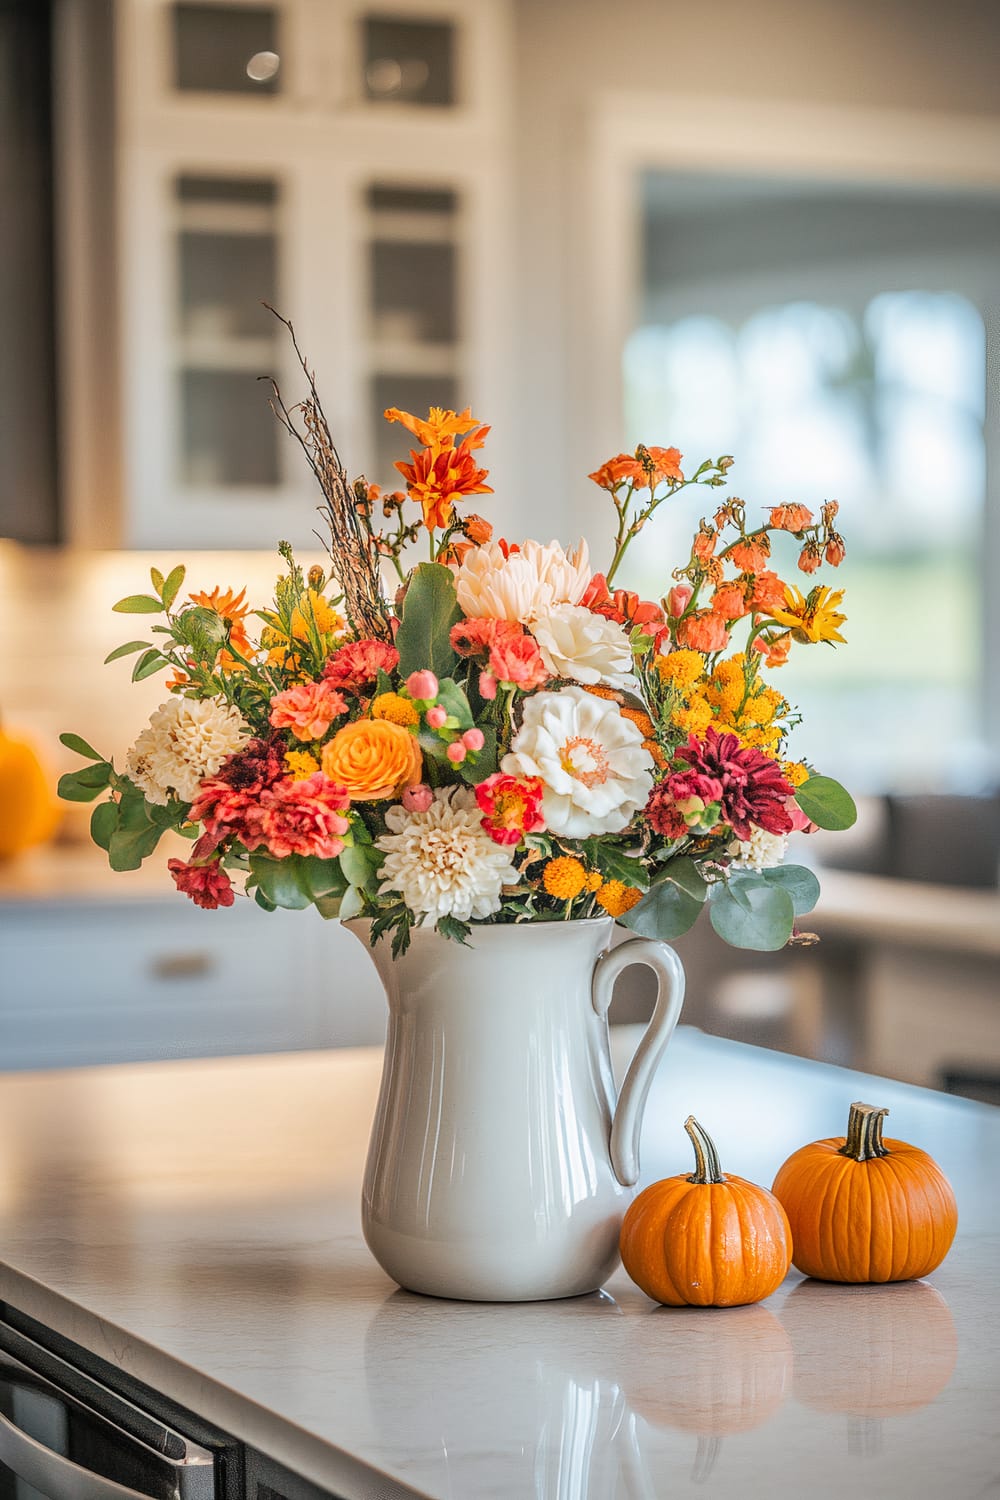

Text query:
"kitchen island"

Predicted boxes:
[[0, 1026, 997, 1498]]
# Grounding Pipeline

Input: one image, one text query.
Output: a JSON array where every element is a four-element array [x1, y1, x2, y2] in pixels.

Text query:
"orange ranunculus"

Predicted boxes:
[[710, 582, 749, 620], [321, 719, 422, 801], [728, 534, 771, 572], [747, 569, 787, 611], [644, 445, 684, 484], [588, 454, 645, 491], [384, 406, 483, 448], [189, 585, 253, 670], [769, 504, 814, 532], [677, 609, 730, 653], [395, 434, 493, 531]]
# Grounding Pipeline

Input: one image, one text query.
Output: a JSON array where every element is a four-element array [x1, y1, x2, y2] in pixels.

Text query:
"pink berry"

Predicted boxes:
[[479, 671, 497, 701], [462, 728, 485, 752], [406, 670, 439, 701], [446, 742, 467, 765], [426, 704, 448, 729], [401, 783, 434, 813]]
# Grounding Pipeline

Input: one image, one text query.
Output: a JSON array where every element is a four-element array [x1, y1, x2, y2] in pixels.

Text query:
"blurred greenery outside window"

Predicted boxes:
[[624, 292, 987, 792]]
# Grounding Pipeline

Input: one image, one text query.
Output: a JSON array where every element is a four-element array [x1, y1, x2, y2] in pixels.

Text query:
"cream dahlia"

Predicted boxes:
[[125, 698, 249, 805], [530, 604, 635, 689], [501, 685, 654, 837], [376, 787, 520, 921], [453, 539, 591, 624]]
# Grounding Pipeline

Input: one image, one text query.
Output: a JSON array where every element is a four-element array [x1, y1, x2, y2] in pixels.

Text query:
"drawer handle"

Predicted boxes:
[[149, 952, 215, 981]]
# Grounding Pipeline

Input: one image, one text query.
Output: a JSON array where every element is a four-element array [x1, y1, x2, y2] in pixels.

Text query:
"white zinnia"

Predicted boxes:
[[501, 685, 654, 838], [454, 538, 591, 624], [531, 604, 635, 690], [729, 827, 788, 873], [376, 787, 520, 922], [125, 697, 249, 805]]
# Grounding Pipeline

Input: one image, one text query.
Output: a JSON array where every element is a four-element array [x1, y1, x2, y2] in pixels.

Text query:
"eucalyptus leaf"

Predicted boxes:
[[759, 863, 821, 916], [709, 883, 795, 951], [658, 855, 708, 902], [112, 594, 164, 614], [620, 879, 703, 940], [59, 732, 104, 761], [298, 856, 349, 901], [395, 563, 462, 679], [248, 854, 313, 910], [108, 822, 163, 871], [58, 763, 113, 802], [795, 775, 857, 831], [340, 843, 384, 892]]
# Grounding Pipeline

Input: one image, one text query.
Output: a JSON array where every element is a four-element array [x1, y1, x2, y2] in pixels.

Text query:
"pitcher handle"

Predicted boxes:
[[592, 937, 685, 1187]]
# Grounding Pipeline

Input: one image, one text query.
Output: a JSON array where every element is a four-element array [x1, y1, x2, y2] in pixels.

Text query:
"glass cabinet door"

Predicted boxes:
[[172, 3, 282, 94], [365, 184, 462, 482], [174, 173, 282, 489], [361, 13, 456, 106]]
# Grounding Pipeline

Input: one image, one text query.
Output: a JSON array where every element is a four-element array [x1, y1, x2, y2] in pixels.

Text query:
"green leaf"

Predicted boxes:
[[795, 775, 857, 831], [658, 855, 708, 903], [340, 843, 384, 892], [150, 567, 165, 595], [298, 856, 349, 901], [59, 732, 104, 761], [395, 563, 462, 680], [620, 879, 703, 940], [112, 594, 164, 614], [435, 678, 473, 731], [758, 863, 821, 916], [161, 564, 186, 611], [314, 893, 344, 920], [709, 882, 795, 951], [103, 641, 150, 665], [58, 763, 113, 802], [254, 888, 277, 913], [437, 914, 472, 946], [458, 725, 498, 784], [89, 800, 118, 850], [108, 822, 164, 871], [248, 854, 313, 910], [586, 841, 650, 891], [132, 649, 166, 682]]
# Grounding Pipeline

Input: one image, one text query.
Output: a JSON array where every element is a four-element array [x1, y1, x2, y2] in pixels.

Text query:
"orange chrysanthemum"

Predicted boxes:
[[395, 434, 493, 531], [384, 405, 484, 448], [188, 585, 253, 671]]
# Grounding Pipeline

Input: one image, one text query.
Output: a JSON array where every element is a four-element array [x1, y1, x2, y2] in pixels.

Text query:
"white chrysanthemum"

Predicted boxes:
[[376, 787, 520, 922], [729, 828, 788, 873], [454, 538, 591, 624], [531, 604, 635, 689], [125, 698, 249, 805], [501, 685, 654, 838]]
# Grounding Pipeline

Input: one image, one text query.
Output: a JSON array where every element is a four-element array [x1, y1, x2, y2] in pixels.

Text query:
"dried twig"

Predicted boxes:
[[263, 306, 392, 642]]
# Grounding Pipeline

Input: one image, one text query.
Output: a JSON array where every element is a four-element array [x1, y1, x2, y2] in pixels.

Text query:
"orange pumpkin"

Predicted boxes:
[[771, 1101, 958, 1283], [620, 1116, 793, 1307], [0, 726, 60, 859]]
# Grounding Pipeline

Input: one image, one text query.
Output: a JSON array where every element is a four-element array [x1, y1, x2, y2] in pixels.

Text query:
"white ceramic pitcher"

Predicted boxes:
[[346, 916, 684, 1301]]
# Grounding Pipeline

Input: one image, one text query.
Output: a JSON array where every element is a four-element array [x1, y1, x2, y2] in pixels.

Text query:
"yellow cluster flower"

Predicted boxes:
[[371, 692, 419, 727], [284, 749, 320, 781], [290, 589, 344, 641], [781, 759, 809, 788], [672, 698, 714, 737], [656, 649, 706, 692], [595, 880, 643, 918], [584, 869, 603, 893], [543, 857, 587, 900], [703, 656, 745, 717], [743, 685, 785, 726]]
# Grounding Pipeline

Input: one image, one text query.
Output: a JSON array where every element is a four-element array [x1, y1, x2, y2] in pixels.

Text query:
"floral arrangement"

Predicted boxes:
[[61, 324, 854, 954]]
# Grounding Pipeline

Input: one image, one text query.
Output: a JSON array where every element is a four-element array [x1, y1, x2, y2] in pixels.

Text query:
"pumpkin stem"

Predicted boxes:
[[840, 1101, 890, 1162], [684, 1115, 726, 1184]]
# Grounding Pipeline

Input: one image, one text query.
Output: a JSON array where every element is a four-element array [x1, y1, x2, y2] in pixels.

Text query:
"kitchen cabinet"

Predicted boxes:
[[58, 0, 514, 548]]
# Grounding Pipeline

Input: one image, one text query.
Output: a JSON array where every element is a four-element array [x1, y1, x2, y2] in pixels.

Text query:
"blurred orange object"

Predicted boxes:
[[0, 725, 61, 858]]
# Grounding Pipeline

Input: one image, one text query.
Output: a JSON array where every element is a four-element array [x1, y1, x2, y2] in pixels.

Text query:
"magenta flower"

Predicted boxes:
[[674, 728, 794, 840]]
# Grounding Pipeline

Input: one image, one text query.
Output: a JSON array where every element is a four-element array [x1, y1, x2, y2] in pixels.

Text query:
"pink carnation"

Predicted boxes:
[[323, 639, 399, 692], [190, 779, 268, 851], [269, 680, 347, 741], [667, 770, 724, 805], [259, 773, 351, 859], [168, 856, 235, 910], [488, 632, 549, 690]]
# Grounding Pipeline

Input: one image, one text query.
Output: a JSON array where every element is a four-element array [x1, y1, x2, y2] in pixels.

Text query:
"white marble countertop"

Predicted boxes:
[[0, 1027, 997, 1499]]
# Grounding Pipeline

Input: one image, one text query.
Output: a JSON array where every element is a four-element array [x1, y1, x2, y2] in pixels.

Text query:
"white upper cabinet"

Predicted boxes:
[[103, 0, 513, 548]]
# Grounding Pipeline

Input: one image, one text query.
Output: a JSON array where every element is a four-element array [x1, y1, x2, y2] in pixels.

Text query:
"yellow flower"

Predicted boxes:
[[672, 696, 714, 736], [781, 760, 809, 788], [596, 880, 643, 917], [764, 585, 846, 645], [290, 589, 344, 641], [705, 659, 744, 717], [656, 649, 706, 693], [371, 692, 419, 727], [543, 857, 587, 901], [584, 869, 603, 893], [743, 686, 785, 727], [321, 719, 422, 801], [284, 749, 320, 781]]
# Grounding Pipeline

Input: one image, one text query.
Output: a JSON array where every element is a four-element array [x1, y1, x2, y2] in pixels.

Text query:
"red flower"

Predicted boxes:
[[746, 570, 786, 611], [644, 446, 684, 484], [475, 773, 546, 845], [668, 770, 724, 805], [644, 784, 689, 840], [488, 631, 549, 690], [674, 728, 794, 840], [190, 737, 284, 850], [168, 856, 235, 910], [676, 609, 730, 653], [710, 583, 749, 621], [259, 774, 351, 859], [769, 504, 814, 532], [450, 616, 521, 658], [269, 680, 347, 741], [323, 639, 400, 692], [581, 573, 664, 629], [825, 532, 846, 567], [729, 534, 771, 571], [797, 540, 823, 574]]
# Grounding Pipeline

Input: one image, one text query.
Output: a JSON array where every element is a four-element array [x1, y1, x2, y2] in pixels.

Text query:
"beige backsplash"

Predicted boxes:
[[1, 544, 326, 836]]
